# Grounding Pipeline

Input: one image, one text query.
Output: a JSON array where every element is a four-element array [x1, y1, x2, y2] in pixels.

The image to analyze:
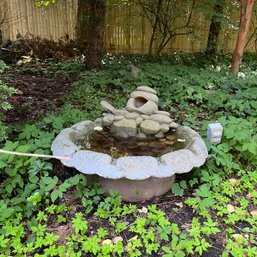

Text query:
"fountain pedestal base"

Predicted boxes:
[[92, 174, 175, 202]]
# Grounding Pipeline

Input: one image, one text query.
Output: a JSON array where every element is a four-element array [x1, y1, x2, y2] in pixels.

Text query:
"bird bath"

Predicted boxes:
[[51, 86, 208, 202]]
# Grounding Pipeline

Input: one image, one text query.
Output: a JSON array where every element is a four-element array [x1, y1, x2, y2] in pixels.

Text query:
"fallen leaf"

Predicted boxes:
[[13, 90, 24, 96], [102, 239, 112, 245], [250, 210, 257, 217], [138, 207, 148, 214], [244, 234, 249, 239], [229, 178, 237, 187], [112, 236, 123, 244], [128, 235, 138, 242], [227, 204, 235, 213], [181, 223, 191, 229], [232, 233, 243, 239], [175, 202, 183, 208], [246, 193, 252, 200], [232, 233, 249, 240]]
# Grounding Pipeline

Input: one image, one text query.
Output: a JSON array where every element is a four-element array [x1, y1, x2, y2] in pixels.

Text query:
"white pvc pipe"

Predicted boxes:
[[0, 149, 70, 161]]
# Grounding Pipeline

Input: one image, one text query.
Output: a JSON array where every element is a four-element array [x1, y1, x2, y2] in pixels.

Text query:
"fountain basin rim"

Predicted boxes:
[[51, 121, 208, 180]]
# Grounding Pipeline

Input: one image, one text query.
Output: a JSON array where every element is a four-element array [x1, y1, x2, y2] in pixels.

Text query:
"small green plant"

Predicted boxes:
[[72, 212, 88, 235], [1, 54, 257, 257], [171, 180, 187, 196], [0, 61, 17, 140], [47, 60, 85, 79]]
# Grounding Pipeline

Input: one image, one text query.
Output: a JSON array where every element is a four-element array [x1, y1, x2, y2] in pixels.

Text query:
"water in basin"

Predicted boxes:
[[76, 128, 187, 158]]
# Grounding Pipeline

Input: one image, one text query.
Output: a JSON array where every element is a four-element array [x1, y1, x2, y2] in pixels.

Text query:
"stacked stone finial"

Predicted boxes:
[[52, 85, 208, 202], [126, 86, 158, 115], [100, 86, 179, 140]]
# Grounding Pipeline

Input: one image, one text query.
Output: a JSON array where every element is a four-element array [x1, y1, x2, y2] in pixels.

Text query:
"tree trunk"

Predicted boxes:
[[148, 0, 163, 56], [85, 0, 106, 70], [205, 0, 225, 55], [231, 0, 254, 74], [76, 0, 90, 50]]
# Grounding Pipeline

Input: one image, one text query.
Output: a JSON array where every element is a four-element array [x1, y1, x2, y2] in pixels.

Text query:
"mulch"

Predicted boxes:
[[1, 63, 73, 123]]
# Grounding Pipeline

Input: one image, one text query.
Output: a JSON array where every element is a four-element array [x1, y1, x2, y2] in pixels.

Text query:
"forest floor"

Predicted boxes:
[[2, 63, 73, 123], [3, 53, 257, 254], [1, 62, 224, 257]]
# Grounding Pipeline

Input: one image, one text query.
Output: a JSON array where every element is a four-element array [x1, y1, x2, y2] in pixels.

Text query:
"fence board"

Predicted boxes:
[[0, 0, 256, 54]]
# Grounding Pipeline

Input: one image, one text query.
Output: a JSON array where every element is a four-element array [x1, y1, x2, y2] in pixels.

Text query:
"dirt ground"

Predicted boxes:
[[1, 64, 224, 257], [2, 63, 73, 123]]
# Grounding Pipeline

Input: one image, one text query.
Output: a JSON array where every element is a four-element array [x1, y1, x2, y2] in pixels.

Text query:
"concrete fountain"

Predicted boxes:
[[51, 86, 208, 202]]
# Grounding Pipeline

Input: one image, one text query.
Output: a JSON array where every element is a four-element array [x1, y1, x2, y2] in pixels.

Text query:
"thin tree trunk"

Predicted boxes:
[[206, 0, 225, 55], [244, 17, 257, 49], [155, 0, 195, 55], [156, 31, 193, 56], [148, 0, 163, 56], [85, 0, 106, 70], [231, 0, 254, 74]]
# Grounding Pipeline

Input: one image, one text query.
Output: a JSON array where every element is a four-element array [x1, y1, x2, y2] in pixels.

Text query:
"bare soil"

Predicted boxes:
[[2, 63, 73, 123]]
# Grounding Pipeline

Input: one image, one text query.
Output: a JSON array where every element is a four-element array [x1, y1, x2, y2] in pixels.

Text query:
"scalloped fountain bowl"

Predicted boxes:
[[51, 122, 208, 202], [51, 86, 208, 202]]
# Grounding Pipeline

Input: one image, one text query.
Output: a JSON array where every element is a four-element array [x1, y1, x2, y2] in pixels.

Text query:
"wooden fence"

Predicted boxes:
[[0, 0, 77, 42], [0, 0, 256, 54]]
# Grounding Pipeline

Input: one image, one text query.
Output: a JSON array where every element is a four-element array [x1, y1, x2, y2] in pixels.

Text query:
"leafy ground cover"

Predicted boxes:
[[0, 53, 257, 257]]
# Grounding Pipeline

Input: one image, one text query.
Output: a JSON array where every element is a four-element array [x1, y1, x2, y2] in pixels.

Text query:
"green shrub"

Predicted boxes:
[[1, 54, 257, 257], [69, 55, 257, 128], [47, 60, 85, 79], [0, 61, 17, 140]]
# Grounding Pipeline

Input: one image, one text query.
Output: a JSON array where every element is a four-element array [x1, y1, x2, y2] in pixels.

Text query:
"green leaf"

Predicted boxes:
[[41, 176, 58, 191], [16, 145, 31, 153], [175, 252, 185, 257], [202, 197, 215, 207], [29, 174, 39, 184], [180, 180, 187, 189], [171, 235, 179, 249], [67, 174, 81, 186], [50, 191, 61, 203], [172, 183, 184, 196], [0, 160, 7, 168], [195, 184, 211, 198], [0, 203, 14, 221], [6, 167, 17, 177], [58, 181, 71, 192], [4, 141, 19, 151], [162, 246, 172, 254], [5, 183, 14, 194], [248, 143, 256, 154]]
